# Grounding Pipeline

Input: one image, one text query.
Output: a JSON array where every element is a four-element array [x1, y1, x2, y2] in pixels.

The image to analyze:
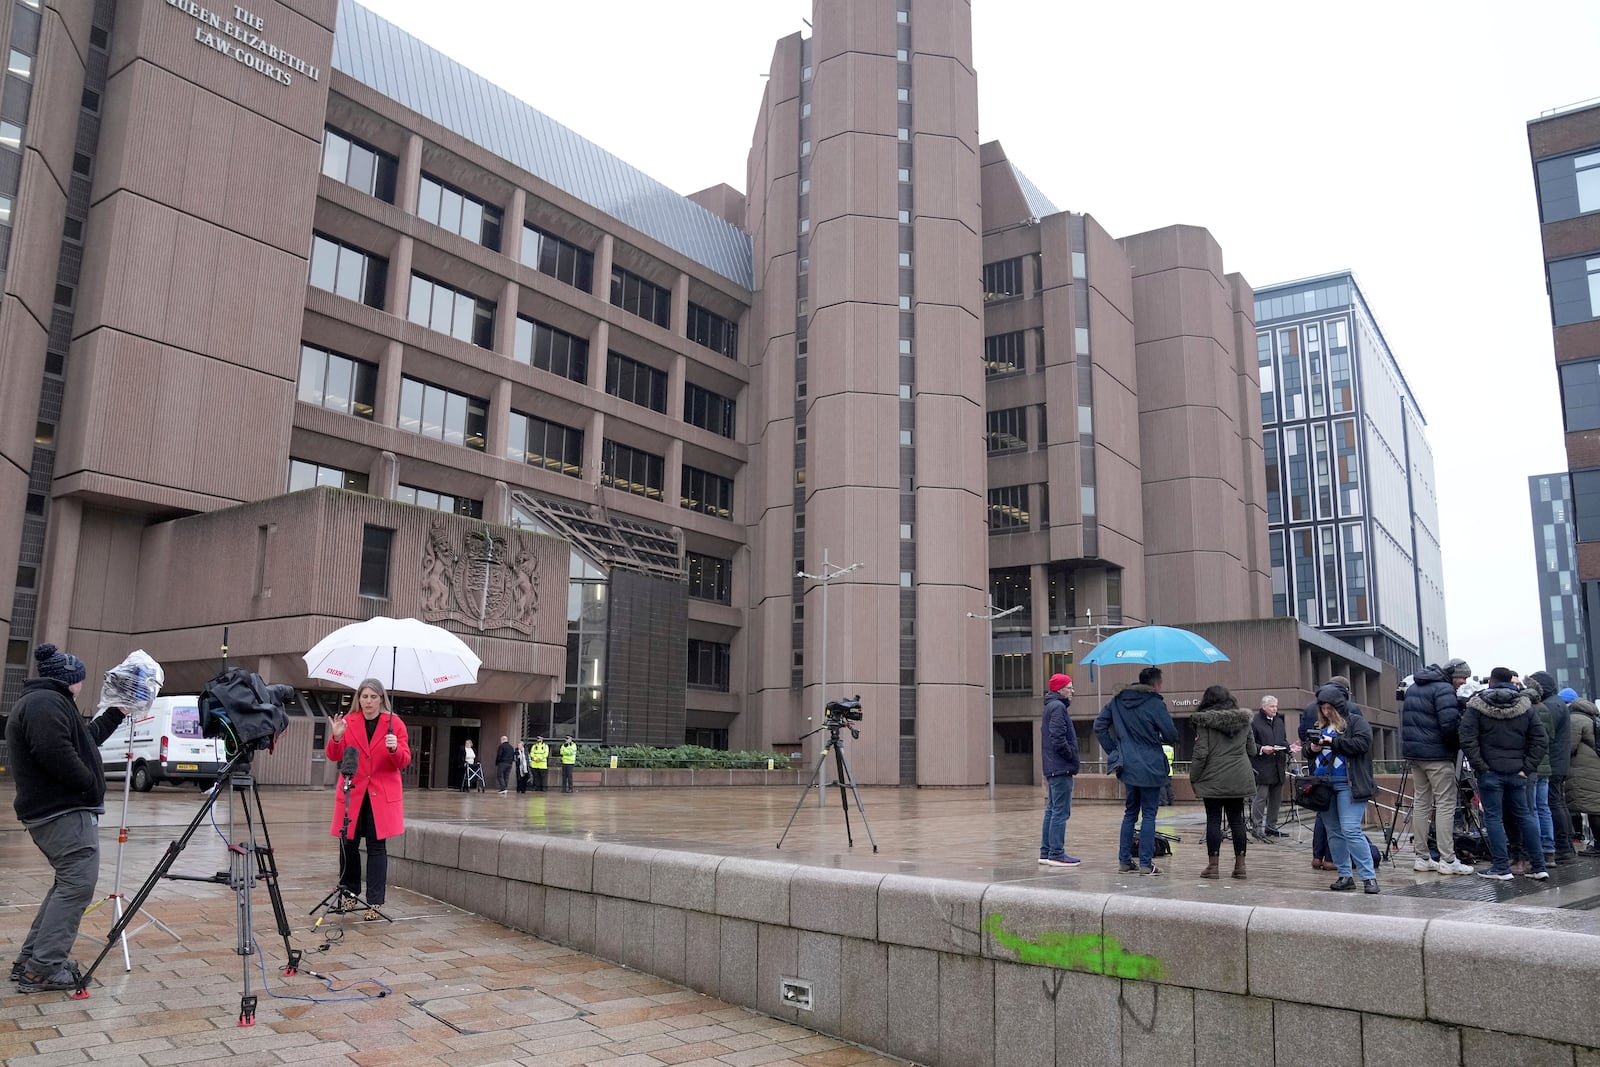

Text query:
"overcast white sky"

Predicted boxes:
[[359, 0, 1600, 682]]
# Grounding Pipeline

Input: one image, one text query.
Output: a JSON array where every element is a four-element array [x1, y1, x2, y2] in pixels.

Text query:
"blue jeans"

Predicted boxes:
[[1039, 774, 1075, 860], [1315, 778, 1375, 880], [1479, 770, 1545, 874], [1119, 784, 1162, 867], [1535, 776, 1554, 853]]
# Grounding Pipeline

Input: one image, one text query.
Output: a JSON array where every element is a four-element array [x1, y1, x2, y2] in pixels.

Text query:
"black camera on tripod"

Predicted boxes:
[[197, 668, 294, 755], [824, 695, 863, 737]]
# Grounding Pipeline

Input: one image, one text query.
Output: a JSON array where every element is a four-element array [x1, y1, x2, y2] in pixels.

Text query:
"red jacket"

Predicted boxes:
[[326, 711, 410, 840]]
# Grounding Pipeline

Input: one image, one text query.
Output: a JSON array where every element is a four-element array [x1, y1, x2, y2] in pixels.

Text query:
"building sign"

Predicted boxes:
[[165, 1, 321, 88]]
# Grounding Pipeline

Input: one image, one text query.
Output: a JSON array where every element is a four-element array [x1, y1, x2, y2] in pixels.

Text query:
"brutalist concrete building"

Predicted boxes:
[[0, 0, 1388, 787]]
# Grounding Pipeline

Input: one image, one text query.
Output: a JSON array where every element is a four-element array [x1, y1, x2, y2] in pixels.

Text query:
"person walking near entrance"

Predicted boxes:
[[529, 736, 549, 792], [1094, 666, 1179, 876], [1250, 695, 1289, 839], [1190, 685, 1254, 879], [559, 736, 578, 793], [1038, 674, 1081, 867], [7, 644, 127, 992], [494, 735, 516, 794]]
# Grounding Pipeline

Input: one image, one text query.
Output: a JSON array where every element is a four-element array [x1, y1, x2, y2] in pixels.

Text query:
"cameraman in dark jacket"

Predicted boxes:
[[1400, 659, 1473, 874], [5, 644, 126, 992], [1460, 668, 1549, 881], [1527, 670, 1575, 863]]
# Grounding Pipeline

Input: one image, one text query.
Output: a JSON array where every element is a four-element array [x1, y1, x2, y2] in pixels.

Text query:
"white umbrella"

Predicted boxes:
[[302, 616, 481, 694]]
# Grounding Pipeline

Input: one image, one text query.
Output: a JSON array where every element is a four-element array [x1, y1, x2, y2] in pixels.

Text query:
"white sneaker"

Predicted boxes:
[[1438, 859, 1475, 875], [1412, 857, 1437, 872]]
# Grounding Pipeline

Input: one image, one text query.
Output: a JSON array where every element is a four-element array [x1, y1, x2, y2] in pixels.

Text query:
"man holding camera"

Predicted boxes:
[[6, 644, 126, 993]]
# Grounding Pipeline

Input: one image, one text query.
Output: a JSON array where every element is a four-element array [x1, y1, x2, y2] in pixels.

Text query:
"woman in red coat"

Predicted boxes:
[[325, 678, 409, 919]]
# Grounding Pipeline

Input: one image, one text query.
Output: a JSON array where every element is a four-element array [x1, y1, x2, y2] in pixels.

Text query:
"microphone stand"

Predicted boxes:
[[310, 745, 390, 923]]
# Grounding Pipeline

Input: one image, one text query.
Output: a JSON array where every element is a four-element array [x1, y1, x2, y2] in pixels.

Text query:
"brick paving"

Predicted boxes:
[[0, 783, 915, 1067], [3, 780, 1599, 1065]]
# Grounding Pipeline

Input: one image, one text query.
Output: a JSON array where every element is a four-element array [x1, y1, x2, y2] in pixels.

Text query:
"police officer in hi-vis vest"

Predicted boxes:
[[560, 736, 578, 793], [528, 736, 549, 793]]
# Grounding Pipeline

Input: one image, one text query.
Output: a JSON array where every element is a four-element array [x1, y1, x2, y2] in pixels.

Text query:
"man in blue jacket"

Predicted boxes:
[[1039, 673, 1080, 867], [1095, 666, 1179, 875]]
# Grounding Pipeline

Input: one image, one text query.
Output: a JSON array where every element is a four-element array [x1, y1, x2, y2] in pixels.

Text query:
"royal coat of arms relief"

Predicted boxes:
[[421, 520, 539, 634]]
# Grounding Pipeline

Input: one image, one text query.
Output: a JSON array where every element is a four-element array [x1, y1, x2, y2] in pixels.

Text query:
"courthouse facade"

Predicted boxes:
[[0, 0, 1367, 786]]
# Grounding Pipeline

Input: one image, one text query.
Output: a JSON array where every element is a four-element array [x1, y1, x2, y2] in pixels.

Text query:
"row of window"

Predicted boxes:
[[985, 406, 1045, 454], [320, 124, 739, 354]]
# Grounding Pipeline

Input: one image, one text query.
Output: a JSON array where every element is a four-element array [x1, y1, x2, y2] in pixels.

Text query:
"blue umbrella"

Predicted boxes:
[[1077, 625, 1229, 666]]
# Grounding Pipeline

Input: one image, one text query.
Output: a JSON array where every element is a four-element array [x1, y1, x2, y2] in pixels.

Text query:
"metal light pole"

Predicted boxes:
[[797, 549, 861, 806], [969, 602, 1023, 800]]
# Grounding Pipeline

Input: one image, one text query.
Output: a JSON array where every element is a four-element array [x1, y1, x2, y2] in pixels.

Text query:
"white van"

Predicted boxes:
[[99, 696, 227, 791]]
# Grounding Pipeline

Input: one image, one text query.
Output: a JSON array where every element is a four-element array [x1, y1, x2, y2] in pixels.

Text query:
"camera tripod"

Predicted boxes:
[[74, 747, 304, 1025], [776, 721, 878, 851]]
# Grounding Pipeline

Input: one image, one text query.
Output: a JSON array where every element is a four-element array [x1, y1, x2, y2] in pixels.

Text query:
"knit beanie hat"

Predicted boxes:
[[33, 643, 85, 686], [1559, 687, 1579, 703], [1443, 658, 1471, 681], [1048, 673, 1072, 692]]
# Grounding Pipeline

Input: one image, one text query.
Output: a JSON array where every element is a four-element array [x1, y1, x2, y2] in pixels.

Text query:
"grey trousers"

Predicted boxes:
[[1252, 782, 1281, 831], [18, 811, 100, 972]]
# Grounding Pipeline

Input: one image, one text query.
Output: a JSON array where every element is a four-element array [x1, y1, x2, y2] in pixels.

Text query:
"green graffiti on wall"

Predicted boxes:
[[982, 913, 1165, 980]]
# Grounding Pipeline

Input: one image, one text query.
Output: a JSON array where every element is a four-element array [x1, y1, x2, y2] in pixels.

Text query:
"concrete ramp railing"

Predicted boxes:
[[390, 820, 1600, 1065]]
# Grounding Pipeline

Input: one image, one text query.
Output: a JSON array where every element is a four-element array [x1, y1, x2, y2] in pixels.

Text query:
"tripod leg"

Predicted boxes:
[[832, 744, 854, 848], [245, 780, 301, 970], [834, 744, 879, 853], [74, 748, 251, 997], [775, 748, 832, 849]]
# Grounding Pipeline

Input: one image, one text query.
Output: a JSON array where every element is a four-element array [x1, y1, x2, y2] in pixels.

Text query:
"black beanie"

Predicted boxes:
[[33, 643, 86, 686]]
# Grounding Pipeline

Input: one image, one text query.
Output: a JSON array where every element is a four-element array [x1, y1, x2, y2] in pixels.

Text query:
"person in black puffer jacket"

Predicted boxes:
[[5, 644, 127, 992], [1400, 659, 1473, 874], [1460, 668, 1549, 881]]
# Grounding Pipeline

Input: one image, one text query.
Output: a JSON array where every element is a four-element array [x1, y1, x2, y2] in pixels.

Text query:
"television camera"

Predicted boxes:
[[823, 695, 863, 735], [197, 667, 294, 755]]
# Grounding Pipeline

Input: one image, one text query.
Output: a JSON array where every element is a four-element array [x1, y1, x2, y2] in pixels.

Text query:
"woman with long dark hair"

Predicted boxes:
[[1308, 683, 1378, 893], [1188, 684, 1254, 879], [326, 677, 410, 919]]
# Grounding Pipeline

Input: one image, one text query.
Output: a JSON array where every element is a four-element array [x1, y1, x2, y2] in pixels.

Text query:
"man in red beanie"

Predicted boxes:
[[1039, 673, 1081, 867]]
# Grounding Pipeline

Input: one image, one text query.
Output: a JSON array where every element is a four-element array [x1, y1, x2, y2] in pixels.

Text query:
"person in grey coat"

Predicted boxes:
[[1190, 686, 1255, 879]]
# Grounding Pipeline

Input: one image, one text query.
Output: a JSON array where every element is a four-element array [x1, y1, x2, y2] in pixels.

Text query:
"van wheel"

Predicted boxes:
[[131, 763, 154, 792]]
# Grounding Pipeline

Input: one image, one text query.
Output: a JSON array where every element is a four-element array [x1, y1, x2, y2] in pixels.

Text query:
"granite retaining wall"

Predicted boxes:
[[389, 820, 1600, 1066]]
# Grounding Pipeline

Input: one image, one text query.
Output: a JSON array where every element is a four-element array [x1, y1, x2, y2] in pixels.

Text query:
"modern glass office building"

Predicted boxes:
[[1253, 273, 1447, 679], [1528, 472, 1589, 694]]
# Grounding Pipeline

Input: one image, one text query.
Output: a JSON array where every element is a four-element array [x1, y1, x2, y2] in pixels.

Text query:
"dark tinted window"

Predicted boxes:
[[606, 351, 667, 413], [684, 382, 735, 438], [513, 316, 588, 383], [521, 223, 593, 292], [359, 525, 393, 598], [610, 266, 670, 328], [320, 128, 398, 203], [1563, 359, 1600, 432], [687, 302, 738, 359], [686, 551, 732, 604]]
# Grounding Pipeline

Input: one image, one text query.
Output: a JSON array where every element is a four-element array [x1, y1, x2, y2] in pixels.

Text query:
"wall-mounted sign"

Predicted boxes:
[[165, 1, 321, 88]]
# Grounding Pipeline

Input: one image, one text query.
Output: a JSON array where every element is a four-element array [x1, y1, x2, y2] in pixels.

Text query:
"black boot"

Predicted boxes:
[[1329, 876, 1356, 891]]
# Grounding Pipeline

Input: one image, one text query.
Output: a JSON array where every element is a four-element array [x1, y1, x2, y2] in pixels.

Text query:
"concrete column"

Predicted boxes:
[[666, 438, 684, 512], [593, 234, 615, 301], [397, 133, 423, 214], [506, 188, 526, 254], [669, 351, 687, 424], [672, 272, 689, 337], [590, 319, 609, 393], [486, 480, 511, 526], [371, 450, 398, 499], [496, 276, 518, 358], [376, 340, 404, 426], [32, 495, 82, 649], [488, 378, 512, 461], [584, 410, 605, 488], [387, 234, 413, 318]]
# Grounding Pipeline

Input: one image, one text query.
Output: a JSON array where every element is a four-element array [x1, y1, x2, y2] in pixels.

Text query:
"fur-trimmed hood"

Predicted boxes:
[[1191, 705, 1251, 735], [1467, 685, 1532, 720]]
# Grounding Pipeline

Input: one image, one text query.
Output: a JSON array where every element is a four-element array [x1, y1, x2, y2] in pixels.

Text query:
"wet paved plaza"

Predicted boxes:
[[2, 780, 1598, 1065]]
